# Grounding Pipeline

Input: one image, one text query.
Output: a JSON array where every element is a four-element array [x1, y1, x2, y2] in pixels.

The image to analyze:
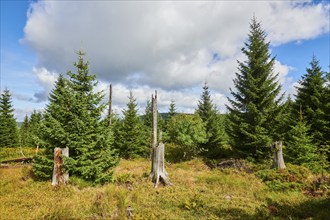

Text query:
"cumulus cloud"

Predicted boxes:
[[98, 81, 227, 117], [20, 0, 329, 112], [32, 67, 57, 102]]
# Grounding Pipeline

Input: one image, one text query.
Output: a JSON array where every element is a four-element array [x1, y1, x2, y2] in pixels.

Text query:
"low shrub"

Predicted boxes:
[[256, 164, 313, 191]]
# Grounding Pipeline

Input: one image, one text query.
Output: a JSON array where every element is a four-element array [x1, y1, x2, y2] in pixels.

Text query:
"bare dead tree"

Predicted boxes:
[[150, 91, 171, 187], [271, 141, 286, 169]]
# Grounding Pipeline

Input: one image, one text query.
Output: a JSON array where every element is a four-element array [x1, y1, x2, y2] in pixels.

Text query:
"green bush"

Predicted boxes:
[[256, 164, 312, 191]]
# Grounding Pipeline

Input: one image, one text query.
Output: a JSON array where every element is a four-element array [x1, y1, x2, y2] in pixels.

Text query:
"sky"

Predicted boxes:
[[1, 0, 329, 121]]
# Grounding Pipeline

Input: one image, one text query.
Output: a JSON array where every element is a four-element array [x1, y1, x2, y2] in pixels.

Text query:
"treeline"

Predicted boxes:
[[0, 18, 329, 183]]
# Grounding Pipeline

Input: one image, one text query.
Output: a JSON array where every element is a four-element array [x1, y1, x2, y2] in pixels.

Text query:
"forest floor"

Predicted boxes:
[[1, 156, 329, 220]]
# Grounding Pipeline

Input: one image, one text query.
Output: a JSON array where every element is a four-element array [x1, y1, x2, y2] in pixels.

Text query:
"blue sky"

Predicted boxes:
[[1, 0, 329, 121]]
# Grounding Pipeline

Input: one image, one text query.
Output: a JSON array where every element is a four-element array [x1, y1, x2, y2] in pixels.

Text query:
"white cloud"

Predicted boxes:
[[20, 0, 329, 112], [97, 81, 227, 117], [273, 60, 298, 98], [32, 67, 57, 102]]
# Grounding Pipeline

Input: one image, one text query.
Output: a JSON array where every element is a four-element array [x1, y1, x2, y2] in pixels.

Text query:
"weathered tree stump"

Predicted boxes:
[[150, 91, 171, 187], [151, 143, 171, 187], [271, 141, 286, 169], [52, 147, 69, 186]]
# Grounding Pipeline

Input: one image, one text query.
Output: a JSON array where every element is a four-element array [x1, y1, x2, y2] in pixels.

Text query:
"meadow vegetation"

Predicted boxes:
[[1, 157, 329, 220]]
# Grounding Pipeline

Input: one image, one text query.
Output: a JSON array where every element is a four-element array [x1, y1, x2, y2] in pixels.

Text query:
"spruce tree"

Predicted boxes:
[[0, 89, 19, 147], [20, 115, 30, 147], [164, 99, 177, 133], [323, 71, 330, 145], [143, 99, 152, 128], [28, 110, 43, 148], [19, 111, 43, 148], [196, 83, 228, 158], [33, 52, 119, 183], [285, 110, 318, 169], [168, 99, 177, 120], [115, 92, 148, 159], [226, 18, 283, 161], [295, 56, 327, 145]]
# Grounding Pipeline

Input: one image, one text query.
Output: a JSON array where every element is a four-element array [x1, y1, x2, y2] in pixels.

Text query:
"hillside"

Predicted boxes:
[[1, 158, 329, 219]]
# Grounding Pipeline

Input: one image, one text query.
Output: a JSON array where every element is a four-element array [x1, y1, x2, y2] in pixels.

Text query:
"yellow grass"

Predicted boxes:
[[0, 158, 329, 219]]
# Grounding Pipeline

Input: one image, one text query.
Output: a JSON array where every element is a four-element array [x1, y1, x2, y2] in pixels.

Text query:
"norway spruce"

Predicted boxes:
[[196, 83, 228, 158], [20, 110, 43, 148], [20, 115, 30, 147], [323, 72, 330, 145], [295, 56, 327, 146], [33, 52, 118, 183], [285, 110, 318, 169], [115, 91, 148, 159], [226, 18, 283, 161], [168, 99, 177, 121], [0, 89, 19, 147]]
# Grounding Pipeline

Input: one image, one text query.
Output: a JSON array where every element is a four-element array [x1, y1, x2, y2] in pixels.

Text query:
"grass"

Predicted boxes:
[[0, 158, 329, 219], [0, 147, 38, 162]]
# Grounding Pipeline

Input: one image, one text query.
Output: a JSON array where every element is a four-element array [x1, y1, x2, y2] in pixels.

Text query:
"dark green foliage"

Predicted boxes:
[[285, 110, 319, 171], [33, 51, 119, 184], [322, 72, 330, 145], [19, 115, 30, 147], [32, 152, 54, 180], [226, 18, 283, 161], [196, 83, 229, 158], [143, 99, 152, 128], [20, 110, 44, 148], [295, 56, 327, 146], [280, 96, 296, 142], [114, 92, 148, 159], [164, 99, 177, 135], [167, 99, 177, 121], [0, 89, 19, 147], [165, 114, 207, 160]]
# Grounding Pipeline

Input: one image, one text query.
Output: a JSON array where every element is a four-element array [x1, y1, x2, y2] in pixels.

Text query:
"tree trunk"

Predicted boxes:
[[52, 147, 69, 186], [150, 91, 171, 187], [272, 141, 286, 169]]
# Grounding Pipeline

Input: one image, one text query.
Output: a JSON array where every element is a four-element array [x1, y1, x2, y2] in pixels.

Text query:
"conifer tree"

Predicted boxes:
[[33, 52, 118, 183], [322, 71, 330, 145], [226, 18, 284, 161], [0, 89, 19, 147], [164, 99, 177, 133], [295, 56, 327, 145], [196, 83, 227, 158], [28, 110, 43, 148], [19, 111, 44, 148], [32, 75, 69, 180], [285, 110, 318, 169], [143, 99, 152, 128], [115, 91, 148, 158], [20, 115, 30, 147], [168, 99, 177, 120]]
